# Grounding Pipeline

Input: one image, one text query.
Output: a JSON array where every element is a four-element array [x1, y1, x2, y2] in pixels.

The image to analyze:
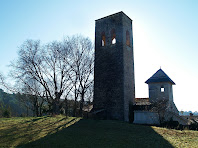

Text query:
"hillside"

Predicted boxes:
[[0, 89, 27, 116], [0, 116, 198, 148]]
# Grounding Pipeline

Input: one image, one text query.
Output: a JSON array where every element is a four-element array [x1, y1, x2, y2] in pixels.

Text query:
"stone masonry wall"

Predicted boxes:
[[93, 12, 135, 121]]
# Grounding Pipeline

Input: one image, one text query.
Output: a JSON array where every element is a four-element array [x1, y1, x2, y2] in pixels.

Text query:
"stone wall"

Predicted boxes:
[[148, 82, 173, 103], [93, 12, 135, 121]]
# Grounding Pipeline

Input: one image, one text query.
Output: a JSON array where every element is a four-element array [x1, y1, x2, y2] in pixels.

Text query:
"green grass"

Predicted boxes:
[[0, 116, 80, 147], [0, 116, 198, 148]]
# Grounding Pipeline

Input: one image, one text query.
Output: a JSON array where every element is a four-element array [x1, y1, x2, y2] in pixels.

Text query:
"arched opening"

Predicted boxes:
[[126, 31, 130, 46], [101, 32, 106, 46], [111, 29, 116, 44]]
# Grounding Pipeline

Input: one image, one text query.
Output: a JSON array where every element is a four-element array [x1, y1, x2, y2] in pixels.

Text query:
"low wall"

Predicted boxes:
[[133, 111, 160, 125]]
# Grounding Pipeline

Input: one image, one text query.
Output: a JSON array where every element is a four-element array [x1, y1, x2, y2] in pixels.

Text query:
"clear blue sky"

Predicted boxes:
[[0, 0, 198, 111]]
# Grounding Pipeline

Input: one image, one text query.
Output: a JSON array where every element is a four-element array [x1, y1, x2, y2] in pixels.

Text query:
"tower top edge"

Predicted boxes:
[[95, 11, 133, 22]]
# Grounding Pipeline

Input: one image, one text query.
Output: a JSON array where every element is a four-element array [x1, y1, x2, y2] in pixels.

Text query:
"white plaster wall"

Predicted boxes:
[[133, 111, 160, 125]]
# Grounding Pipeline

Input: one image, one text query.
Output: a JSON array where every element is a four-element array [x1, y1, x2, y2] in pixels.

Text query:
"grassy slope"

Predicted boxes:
[[0, 116, 80, 147], [0, 116, 197, 148]]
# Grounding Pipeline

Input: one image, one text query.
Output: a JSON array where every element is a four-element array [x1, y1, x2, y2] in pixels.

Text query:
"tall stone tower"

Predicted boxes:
[[93, 12, 135, 121]]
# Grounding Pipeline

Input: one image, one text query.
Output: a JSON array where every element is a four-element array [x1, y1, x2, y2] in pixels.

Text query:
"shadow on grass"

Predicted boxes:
[[17, 119, 174, 148], [45, 118, 80, 135], [0, 116, 49, 145], [20, 116, 48, 124], [0, 116, 78, 147], [31, 116, 48, 122]]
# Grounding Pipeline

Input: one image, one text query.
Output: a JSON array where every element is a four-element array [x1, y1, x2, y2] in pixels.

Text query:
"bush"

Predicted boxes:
[[161, 118, 180, 129], [3, 109, 11, 118], [0, 103, 12, 118], [161, 118, 198, 131], [189, 123, 198, 131]]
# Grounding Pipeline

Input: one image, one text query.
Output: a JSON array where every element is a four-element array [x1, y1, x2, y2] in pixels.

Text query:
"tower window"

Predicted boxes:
[[161, 86, 165, 92], [111, 29, 116, 44], [101, 32, 106, 46], [126, 31, 130, 46], [112, 38, 116, 44]]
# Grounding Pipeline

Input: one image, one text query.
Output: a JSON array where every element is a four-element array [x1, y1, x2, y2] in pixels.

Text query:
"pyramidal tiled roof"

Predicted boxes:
[[145, 69, 175, 85]]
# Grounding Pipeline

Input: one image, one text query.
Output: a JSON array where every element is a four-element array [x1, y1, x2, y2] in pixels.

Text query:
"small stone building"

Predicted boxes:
[[134, 69, 188, 125], [145, 68, 179, 114]]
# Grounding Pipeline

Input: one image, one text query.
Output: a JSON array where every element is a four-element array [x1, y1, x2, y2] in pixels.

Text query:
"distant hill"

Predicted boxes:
[[179, 111, 198, 116], [0, 89, 26, 116]]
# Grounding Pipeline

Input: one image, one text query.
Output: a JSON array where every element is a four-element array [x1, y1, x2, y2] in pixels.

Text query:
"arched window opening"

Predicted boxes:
[[112, 38, 116, 44], [126, 31, 130, 46], [111, 29, 116, 44], [101, 32, 106, 46]]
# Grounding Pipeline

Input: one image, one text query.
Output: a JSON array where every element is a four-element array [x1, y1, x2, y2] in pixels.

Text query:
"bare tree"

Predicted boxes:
[[1, 70, 46, 117], [150, 98, 169, 124], [10, 40, 71, 115], [61, 36, 94, 116], [16, 78, 46, 116], [9, 35, 94, 116]]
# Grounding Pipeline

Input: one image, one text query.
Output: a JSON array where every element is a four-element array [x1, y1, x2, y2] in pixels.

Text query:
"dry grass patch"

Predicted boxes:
[[152, 126, 198, 148]]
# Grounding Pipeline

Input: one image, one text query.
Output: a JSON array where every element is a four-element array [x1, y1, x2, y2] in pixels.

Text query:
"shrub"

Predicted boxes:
[[3, 109, 11, 118], [161, 118, 198, 131], [0, 103, 12, 118], [189, 123, 198, 131], [161, 118, 180, 129]]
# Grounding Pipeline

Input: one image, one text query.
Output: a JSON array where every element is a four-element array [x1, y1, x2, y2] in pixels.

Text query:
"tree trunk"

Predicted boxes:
[[39, 101, 44, 117], [26, 106, 29, 117], [79, 91, 85, 117], [64, 99, 68, 117], [52, 99, 60, 115], [73, 88, 78, 117]]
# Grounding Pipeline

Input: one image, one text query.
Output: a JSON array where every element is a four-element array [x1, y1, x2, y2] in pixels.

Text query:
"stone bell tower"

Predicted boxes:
[[93, 11, 135, 121]]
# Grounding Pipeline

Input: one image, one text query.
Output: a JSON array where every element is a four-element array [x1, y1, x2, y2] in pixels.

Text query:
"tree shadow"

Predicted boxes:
[[0, 116, 79, 147], [19, 116, 49, 125], [17, 119, 174, 148]]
